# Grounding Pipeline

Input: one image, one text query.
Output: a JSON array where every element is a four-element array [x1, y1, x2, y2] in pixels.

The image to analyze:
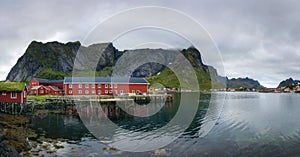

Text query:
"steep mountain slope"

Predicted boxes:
[[6, 41, 120, 81], [6, 41, 225, 90]]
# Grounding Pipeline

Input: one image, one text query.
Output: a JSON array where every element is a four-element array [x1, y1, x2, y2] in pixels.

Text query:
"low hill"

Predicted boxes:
[[277, 78, 300, 88], [227, 77, 265, 90]]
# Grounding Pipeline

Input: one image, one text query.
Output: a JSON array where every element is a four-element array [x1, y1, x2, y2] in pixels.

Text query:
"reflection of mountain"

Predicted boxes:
[[30, 114, 90, 140]]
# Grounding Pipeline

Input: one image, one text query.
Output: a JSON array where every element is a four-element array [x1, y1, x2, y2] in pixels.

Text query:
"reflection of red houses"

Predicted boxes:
[[29, 78, 63, 96], [64, 77, 149, 96], [30, 85, 63, 96], [0, 82, 27, 103]]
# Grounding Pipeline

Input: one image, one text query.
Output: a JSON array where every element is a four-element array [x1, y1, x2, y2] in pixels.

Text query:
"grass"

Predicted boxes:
[[27, 95, 60, 102], [146, 66, 224, 91], [0, 82, 26, 92]]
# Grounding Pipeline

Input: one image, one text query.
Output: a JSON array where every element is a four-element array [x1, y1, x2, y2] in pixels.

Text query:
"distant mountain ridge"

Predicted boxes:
[[227, 77, 265, 90], [277, 78, 300, 88], [6, 41, 225, 90]]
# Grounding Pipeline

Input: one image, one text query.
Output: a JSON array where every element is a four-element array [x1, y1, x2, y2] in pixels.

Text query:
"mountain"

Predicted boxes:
[[6, 41, 121, 81], [227, 77, 265, 90], [277, 78, 300, 88], [6, 41, 225, 90]]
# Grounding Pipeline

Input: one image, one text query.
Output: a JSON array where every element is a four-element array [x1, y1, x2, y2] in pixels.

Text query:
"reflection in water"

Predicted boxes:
[[28, 92, 300, 156]]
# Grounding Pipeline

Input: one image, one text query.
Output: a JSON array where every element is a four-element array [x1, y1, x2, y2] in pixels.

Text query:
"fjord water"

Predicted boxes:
[[29, 92, 300, 156]]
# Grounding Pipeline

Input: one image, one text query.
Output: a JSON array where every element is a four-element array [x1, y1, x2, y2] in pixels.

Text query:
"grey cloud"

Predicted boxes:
[[0, 0, 299, 87]]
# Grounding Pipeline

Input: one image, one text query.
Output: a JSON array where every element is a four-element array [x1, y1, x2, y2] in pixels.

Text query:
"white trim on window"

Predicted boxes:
[[114, 84, 117, 88], [105, 84, 108, 88], [98, 90, 101, 95], [132, 90, 135, 94], [78, 90, 82, 94], [105, 90, 108, 94], [2, 92, 6, 95], [11, 92, 17, 99], [69, 84, 72, 88], [85, 90, 89, 94], [79, 84, 82, 88], [85, 84, 89, 88], [69, 90, 72, 94]]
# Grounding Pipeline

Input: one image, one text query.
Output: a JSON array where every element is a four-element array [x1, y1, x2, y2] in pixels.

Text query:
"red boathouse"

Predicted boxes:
[[29, 78, 64, 91], [63, 77, 149, 96]]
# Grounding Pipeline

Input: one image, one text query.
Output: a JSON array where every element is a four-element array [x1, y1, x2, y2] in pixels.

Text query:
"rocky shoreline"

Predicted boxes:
[[0, 113, 37, 157]]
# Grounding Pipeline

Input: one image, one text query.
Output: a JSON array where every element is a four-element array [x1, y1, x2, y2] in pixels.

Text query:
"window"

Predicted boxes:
[[11, 92, 17, 99], [2, 92, 6, 95], [85, 84, 89, 88], [109, 90, 112, 94], [40, 90, 44, 94], [115, 90, 118, 94], [98, 90, 101, 95], [114, 84, 117, 88], [78, 90, 82, 94], [120, 90, 123, 94], [132, 90, 135, 94], [69, 90, 73, 94], [98, 84, 101, 88], [92, 84, 95, 88], [109, 84, 112, 88], [105, 84, 108, 88], [23, 91, 26, 98], [105, 90, 108, 94], [79, 84, 82, 88], [69, 84, 72, 88], [92, 90, 95, 94], [85, 90, 89, 94]]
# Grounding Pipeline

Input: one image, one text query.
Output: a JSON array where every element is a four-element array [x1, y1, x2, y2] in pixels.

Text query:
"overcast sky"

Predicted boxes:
[[1, 0, 299, 87]]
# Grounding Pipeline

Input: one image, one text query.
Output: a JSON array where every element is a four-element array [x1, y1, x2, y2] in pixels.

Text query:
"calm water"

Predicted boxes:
[[27, 92, 300, 157]]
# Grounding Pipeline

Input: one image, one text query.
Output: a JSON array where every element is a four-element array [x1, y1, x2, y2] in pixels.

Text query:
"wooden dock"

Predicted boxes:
[[0, 94, 173, 115]]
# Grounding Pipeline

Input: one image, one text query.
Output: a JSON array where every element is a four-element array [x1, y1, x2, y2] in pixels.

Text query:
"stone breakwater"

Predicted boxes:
[[0, 114, 37, 156]]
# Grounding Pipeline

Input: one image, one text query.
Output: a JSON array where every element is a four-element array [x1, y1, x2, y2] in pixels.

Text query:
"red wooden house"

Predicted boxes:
[[47, 86, 63, 96], [64, 77, 149, 96], [28, 78, 63, 91], [30, 85, 63, 96], [0, 82, 27, 103]]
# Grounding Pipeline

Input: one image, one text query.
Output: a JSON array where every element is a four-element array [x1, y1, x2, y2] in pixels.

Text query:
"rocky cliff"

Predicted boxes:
[[6, 41, 225, 89]]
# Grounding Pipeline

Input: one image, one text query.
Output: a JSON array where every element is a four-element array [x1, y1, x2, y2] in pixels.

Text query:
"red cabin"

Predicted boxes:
[[0, 82, 27, 103], [30, 85, 63, 96], [29, 78, 63, 94], [63, 77, 149, 96]]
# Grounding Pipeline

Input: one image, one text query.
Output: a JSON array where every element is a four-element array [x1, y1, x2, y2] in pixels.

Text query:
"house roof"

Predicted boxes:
[[0, 82, 26, 92], [34, 78, 49, 83], [34, 78, 63, 84], [47, 86, 62, 92], [31, 85, 42, 90], [64, 77, 149, 84]]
